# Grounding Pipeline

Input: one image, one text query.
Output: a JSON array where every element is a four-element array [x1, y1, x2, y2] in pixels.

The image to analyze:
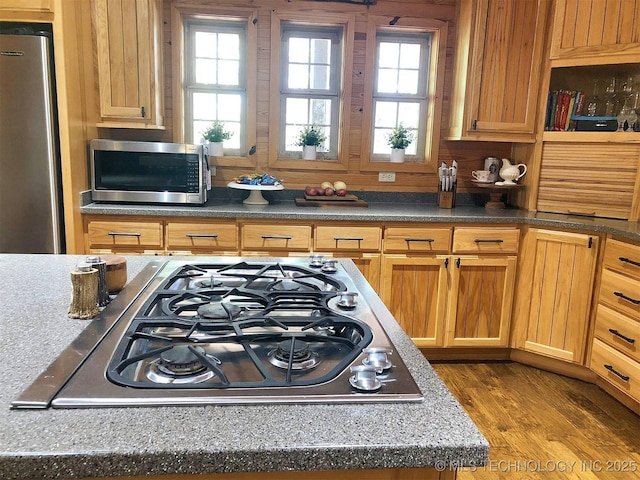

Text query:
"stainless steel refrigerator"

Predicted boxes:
[[0, 25, 65, 253]]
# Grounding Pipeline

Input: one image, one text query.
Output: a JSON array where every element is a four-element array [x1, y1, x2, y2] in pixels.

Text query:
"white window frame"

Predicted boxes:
[[184, 20, 247, 155], [279, 26, 341, 159], [371, 32, 431, 161]]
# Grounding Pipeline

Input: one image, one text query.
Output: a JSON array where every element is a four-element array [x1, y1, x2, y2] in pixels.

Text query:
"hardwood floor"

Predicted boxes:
[[429, 361, 640, 480]]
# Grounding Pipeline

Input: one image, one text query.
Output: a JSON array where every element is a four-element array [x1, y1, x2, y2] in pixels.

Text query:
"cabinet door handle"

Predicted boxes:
[[613, 291, 640, 305], [108, 231, 141, 237], [474, 239, 504, 243], [603, 364, 630, 382], [261, 235, 292, 240], [334, 237, 364, 241], [608, 328, 635, 344], [185, 233, 218, 238], [404, 238, 435, 243], [619, 256, 640, 268]]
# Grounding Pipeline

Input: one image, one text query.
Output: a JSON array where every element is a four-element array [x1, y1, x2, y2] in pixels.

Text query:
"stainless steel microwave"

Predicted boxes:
[[90, 139, 208, 205]]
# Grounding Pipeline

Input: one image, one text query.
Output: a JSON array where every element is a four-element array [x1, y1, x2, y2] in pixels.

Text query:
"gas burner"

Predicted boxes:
[[270, 279, 303, 291], [268, 339, 320, 370], [192, 276, 223, 288], [197, 301, 242, 319], [146, 346, 216, 384]]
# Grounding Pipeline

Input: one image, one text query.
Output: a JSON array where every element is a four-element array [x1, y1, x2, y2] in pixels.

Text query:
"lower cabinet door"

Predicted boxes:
[[445, 256, 517, 347], [521, 230, 598, 363], [380, 255, 448, 347]]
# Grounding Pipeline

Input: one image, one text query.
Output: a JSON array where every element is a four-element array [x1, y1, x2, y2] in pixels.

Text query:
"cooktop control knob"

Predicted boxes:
[[363, 347, 393, 370], [337, 292, 358, 309], [349, 364, 383, 392]]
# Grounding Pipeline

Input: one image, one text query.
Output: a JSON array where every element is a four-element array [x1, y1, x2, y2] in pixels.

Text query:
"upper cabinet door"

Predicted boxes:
[[550, 0, 640, 65], [448, 0, 551, 142], [93, 0, 163, 128]]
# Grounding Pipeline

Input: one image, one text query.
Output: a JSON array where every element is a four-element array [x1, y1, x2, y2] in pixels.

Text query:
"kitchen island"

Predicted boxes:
[[0, 254, 488, 480]]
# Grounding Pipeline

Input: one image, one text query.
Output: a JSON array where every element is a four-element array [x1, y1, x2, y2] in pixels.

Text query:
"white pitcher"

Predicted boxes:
[[499, 158, 527, 185]]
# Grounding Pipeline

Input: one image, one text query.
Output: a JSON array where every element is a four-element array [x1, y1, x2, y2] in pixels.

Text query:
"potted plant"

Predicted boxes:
[[386, 123, 415, 163], [295, 124, 326, 160], [202, 120, 233, 156]]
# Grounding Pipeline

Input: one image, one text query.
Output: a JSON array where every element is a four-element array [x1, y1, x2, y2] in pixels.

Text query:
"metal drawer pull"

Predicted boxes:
[[608, 328, 635, 344], [334, 237, 364, 241], [185, 233, 218, 238], [619, 256, 640, 268], [404, 238, 435, 243], [261, 235, 292, 240], [603, 364, 630, 382], [474, 239, 504, 243], [108, 231, 141, 237], [613, 291, 640, 305]]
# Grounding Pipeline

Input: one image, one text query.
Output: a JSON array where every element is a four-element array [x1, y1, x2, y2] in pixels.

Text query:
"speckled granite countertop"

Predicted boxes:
[[0, 254, 488, 480], [80, 193, 640, 242]]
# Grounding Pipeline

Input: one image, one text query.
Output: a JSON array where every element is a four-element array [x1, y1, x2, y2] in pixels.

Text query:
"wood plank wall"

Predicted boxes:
[[106, 0, 512, 194]]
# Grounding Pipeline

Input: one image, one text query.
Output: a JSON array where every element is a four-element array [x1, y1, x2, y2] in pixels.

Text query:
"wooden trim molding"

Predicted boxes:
[[170, 2, 258, 169], [359, 15, 447, 173], [268, 9, 355, 172]]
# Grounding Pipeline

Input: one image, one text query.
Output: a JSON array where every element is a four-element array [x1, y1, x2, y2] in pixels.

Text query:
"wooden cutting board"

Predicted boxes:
[[295, 198, 368, 208], [304, 193, 360, 201]]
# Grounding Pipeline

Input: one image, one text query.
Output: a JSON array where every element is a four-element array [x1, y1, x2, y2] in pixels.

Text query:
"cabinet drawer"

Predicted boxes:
[[166, 222, 237, 250], [384, 227, 451, 253], [452, 228, 519, 254], [591, 338, 640, 403], [595, 304, 640, 363], [315, 226, 381, 252], [599, 269, 640, 321], [88, 220, 163, 248], [242, 225, 311, 251], [603, 239, 640, 282]]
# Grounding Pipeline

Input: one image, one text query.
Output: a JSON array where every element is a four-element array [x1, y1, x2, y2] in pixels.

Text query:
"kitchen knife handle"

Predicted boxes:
[[603, 364, 630, 382], [613, 291, 640, 305], [108, 231, 141, 237], [261, 235, 292, 240], [618, 256, 640, 268], [608, 328, 635, 344], [334, 237, 364, 241], [404, 238, 435, 243], [474, 239, 504, 243], [185, 233, 219, 238]]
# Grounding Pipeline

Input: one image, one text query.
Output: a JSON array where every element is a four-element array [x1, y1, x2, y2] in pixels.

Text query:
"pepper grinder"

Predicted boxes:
[[68, 263, 100, 319], [86, 255, 110, 307]]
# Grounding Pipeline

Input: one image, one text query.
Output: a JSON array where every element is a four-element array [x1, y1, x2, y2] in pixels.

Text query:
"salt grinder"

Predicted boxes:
[[86, 255, 110, 306], [68, 263, 100, 319]]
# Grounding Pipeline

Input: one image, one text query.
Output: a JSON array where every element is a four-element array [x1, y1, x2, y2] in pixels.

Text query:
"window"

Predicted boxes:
[[184, 20, 246, 154], [279, 26, 342, 159], [371, 32, 431, 160]]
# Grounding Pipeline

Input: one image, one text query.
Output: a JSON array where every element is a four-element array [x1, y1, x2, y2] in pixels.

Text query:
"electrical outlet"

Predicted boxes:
[[378, 172, 396, 182], [210, 165, 216, 176]]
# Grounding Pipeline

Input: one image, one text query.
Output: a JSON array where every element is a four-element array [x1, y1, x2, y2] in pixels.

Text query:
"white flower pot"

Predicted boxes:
[[207, 142, 224, 157], [302, 145, 317, 160], [390, 148, 405, 163]]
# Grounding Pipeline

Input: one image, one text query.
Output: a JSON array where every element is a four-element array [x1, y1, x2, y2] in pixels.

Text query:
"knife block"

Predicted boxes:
[[437, 181, 456, 208]]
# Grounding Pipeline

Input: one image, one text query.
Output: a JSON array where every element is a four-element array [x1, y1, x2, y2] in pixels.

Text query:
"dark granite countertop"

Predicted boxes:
[[0, 254, 488, 480], [80, 190, 640, 242]]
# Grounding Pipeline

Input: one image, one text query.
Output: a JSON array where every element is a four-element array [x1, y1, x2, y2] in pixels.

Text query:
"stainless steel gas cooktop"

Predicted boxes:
[[12, 257, 423, 408]]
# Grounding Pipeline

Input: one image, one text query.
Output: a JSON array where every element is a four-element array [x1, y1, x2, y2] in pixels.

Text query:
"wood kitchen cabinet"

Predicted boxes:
[[166, 220, 239, 255], [590, 238, 640, 407], [93, 0, 163, 128], [380, 226, 516, 348], [513, 229, 599, 364], [447, 0, 550, 142], [241, 223, 312, 255], [380, 227, 451, 346], [85, 216, 164, 255], [550, 0, 640, 65]]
